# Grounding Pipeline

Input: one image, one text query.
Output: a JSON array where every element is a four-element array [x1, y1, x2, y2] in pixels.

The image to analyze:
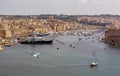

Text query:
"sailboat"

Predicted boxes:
[[90, 51, 98, 67], [90, 62, 98, 67]]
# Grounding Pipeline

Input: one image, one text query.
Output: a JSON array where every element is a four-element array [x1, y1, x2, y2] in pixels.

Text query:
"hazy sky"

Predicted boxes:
[[0, 0, 120, 15]]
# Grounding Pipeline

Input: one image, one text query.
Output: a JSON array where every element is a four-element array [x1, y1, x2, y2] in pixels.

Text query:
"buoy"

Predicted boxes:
[[73, 46, 75, 48], [70, 44, 72, 47], [57, 47, 59, 50]]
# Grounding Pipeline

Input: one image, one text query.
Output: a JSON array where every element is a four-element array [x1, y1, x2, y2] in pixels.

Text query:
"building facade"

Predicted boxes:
[[0, 24, 11, 38], [105, 28, 120, 45]]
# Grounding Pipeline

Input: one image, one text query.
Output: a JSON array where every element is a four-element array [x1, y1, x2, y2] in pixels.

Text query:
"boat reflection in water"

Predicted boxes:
[[20, 31, 53, 44]]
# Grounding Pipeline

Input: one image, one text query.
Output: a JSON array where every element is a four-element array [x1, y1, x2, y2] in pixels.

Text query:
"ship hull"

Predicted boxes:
[[20, 40, 53, 44]]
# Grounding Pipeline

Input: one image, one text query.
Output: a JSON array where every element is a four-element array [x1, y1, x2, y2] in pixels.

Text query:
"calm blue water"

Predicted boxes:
[[0, 35, 120, 76]]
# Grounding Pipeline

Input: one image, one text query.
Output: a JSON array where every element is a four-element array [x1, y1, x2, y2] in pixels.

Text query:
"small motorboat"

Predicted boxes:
[[33, 52, 40, 58], [90, 62, 98, 67]]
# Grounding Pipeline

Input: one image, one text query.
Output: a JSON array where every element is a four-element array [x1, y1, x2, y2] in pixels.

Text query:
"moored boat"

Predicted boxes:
[[20, 32, 53, 44], [20, 39, 53, 44]]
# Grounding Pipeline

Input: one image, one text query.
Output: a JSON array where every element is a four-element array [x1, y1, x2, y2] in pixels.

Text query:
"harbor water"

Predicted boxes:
[[0, 35, 120, 76]]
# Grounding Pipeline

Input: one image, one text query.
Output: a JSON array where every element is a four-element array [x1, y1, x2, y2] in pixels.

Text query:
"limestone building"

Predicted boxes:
[[0, 24, 11, 38], [105, 28, 120, 45]]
